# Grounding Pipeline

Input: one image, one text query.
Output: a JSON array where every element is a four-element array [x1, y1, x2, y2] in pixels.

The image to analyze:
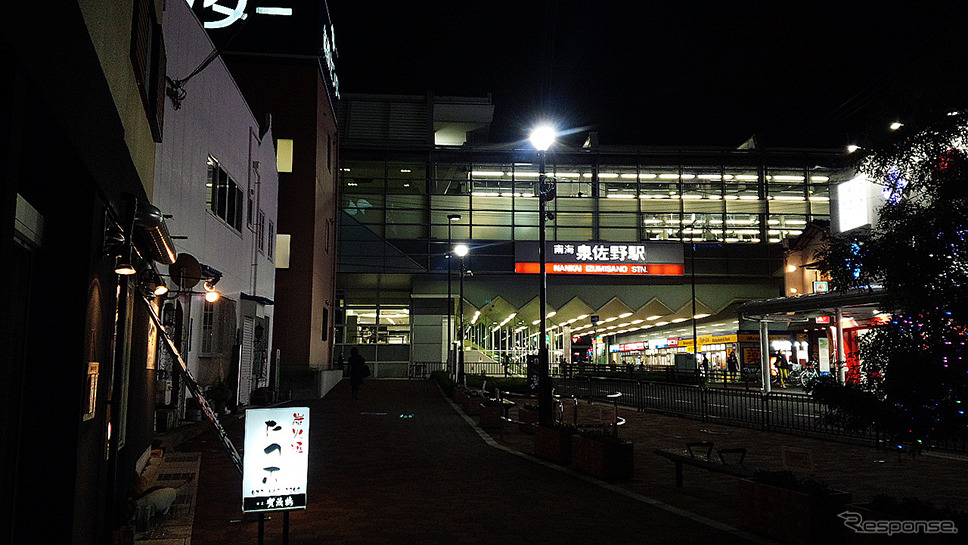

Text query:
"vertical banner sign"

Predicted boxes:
[[243, 407, 310, 512], [817, 338, 831, 373]]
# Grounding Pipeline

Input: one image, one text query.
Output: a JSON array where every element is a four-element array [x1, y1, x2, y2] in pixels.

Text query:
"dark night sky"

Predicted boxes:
[[327, 2, 968, 149]]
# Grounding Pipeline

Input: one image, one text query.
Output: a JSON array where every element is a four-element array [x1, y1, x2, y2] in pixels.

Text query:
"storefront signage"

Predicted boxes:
[[242, 407, 310, 512], [514, 241, 684, 276], [812, 281, 829, 293], [814, 315, 830, 324], [619, 341, 645, 352]]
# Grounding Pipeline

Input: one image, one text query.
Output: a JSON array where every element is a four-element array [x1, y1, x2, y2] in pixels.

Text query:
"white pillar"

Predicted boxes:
[[760, 320, 771, 393]]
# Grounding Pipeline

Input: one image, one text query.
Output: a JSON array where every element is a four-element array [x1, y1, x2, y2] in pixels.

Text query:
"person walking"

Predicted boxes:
[[726, 350, 739, 382], [775, 351, 789, 388], [348, 347, 369, 400]]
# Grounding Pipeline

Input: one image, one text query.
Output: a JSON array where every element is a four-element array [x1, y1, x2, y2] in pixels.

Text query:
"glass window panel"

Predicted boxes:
[[639, 199, 682, 213], [599, 228, 638, 242], [725, 198, 766, 214], [725, 213, 761, 243], [555, 198, 595, 212], [473, 225, 512, 239], [555, 212, 592, 227], [472, 196, 513, 210], [768, 214, 807, 242], [386, 194, 426, 210], [724, 169, 761, 200], [808, 183, 830, 216], [513, 211, 539, 226], [681, 197, 725, 213], [642, 213, 681, 241], [557, 227, 592, 240], [513, 196, 539, 211], [344, 194, 384, 217], [769, 199, 809, 214], [600, 213, 637, 227], [514, 226, 539, 240], [430, 195, 470, 210], [430, 224, 469, 240], [599, 198, 638, 213], [386, 224, 426, 239], [386, 209, 424, 224], [473, 210, 513, 225], [432, 163, 469, 195]]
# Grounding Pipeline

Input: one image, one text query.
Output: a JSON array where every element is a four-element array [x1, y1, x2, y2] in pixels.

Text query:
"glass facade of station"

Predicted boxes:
[[337, 147, 842, 369], [341, 156, 831, 249]]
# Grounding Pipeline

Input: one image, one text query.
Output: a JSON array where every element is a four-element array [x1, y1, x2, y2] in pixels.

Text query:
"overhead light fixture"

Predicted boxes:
[[847, 144, 860, 153], [204, 290, 221, 302], [889, 121, 903, 131], [114, 253, 136, 276]]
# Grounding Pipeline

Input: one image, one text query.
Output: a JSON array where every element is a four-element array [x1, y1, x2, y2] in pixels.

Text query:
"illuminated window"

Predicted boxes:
[[277, 138, 294, 173]]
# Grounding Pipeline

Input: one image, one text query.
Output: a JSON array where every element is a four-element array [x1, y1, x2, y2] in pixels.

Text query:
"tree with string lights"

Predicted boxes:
[[813, 109, 968, 448]]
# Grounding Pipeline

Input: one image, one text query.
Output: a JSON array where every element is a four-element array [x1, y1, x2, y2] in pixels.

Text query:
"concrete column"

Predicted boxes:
[[835, 307, 845, 383]]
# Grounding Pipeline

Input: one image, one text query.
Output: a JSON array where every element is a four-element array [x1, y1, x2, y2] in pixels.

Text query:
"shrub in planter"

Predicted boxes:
[[841, 495, 967, 544], [533, 423, 577, 465], [738, 471, 852, 545], [570, 430, 634, 481]]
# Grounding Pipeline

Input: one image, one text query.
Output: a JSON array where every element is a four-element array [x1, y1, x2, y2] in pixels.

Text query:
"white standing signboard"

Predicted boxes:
[[242, 407, 310, 512]]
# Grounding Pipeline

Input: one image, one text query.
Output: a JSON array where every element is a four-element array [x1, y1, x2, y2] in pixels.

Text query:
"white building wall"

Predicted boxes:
[[153, 0, 279, 404]]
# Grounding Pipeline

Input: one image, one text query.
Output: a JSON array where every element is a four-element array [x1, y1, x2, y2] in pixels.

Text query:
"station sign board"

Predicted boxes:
[[514, 241, 684, 276], [242, 407, 310, 512]]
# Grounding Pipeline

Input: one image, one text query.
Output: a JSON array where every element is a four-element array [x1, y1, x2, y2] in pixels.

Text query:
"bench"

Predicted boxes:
[[653, 442, 758, 488]]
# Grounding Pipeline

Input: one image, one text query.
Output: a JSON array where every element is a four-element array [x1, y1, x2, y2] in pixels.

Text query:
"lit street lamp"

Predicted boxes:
[[447, 214, 460, 378], [530, 124, 556, 427], [454, 243, 469, 384]]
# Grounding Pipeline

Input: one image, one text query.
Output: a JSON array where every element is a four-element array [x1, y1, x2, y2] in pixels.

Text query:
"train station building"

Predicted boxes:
[[335, 93, 848, 378]]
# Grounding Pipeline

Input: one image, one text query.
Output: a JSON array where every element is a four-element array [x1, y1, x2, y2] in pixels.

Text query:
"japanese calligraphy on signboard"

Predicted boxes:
[[514, 241, 684, 275], [242, 407, 309, 512]]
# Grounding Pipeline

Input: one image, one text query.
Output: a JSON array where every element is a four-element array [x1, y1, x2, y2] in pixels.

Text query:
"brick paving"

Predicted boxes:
[[173, 379, 968, 544]]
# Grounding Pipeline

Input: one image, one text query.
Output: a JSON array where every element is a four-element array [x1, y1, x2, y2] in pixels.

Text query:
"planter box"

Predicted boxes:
[[463, 396, 484, 416], [479, 404, 504, 429], [517, 407, 538, 434], [570, 435, 634, 481], [534, 426, 573, 465], [738, 479, 852, 545]]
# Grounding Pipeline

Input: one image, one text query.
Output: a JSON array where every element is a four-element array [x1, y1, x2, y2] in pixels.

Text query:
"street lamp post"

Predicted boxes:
[[447, 214, 460, 378], [530, 125, 556, 427], [454, 244, 469, 384]]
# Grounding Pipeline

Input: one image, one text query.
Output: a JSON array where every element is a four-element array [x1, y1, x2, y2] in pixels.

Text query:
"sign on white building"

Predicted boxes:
[[242, 407, 310, 512]]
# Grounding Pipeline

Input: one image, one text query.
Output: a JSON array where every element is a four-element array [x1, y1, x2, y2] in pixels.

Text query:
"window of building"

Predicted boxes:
[[257, 209, 266, 253], [130, 0, 166, 142], [200, 301, 215, 354], [339, 305, 411, 344], [206, 156, 244, 232], [267, 221, 275, 260], [277, 139, 293, 173]]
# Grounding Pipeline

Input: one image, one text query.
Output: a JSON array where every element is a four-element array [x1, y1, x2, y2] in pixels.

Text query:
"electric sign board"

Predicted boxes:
[[514, 241, 684, 275], [242, 407, 309, 512]]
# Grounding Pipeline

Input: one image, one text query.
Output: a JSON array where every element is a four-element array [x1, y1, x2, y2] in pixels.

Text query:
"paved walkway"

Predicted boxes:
[[174, 379, 968, 544]]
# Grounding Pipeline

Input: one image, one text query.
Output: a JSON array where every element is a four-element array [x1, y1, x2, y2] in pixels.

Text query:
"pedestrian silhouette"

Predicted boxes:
[[348, 347, 369, 400]]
